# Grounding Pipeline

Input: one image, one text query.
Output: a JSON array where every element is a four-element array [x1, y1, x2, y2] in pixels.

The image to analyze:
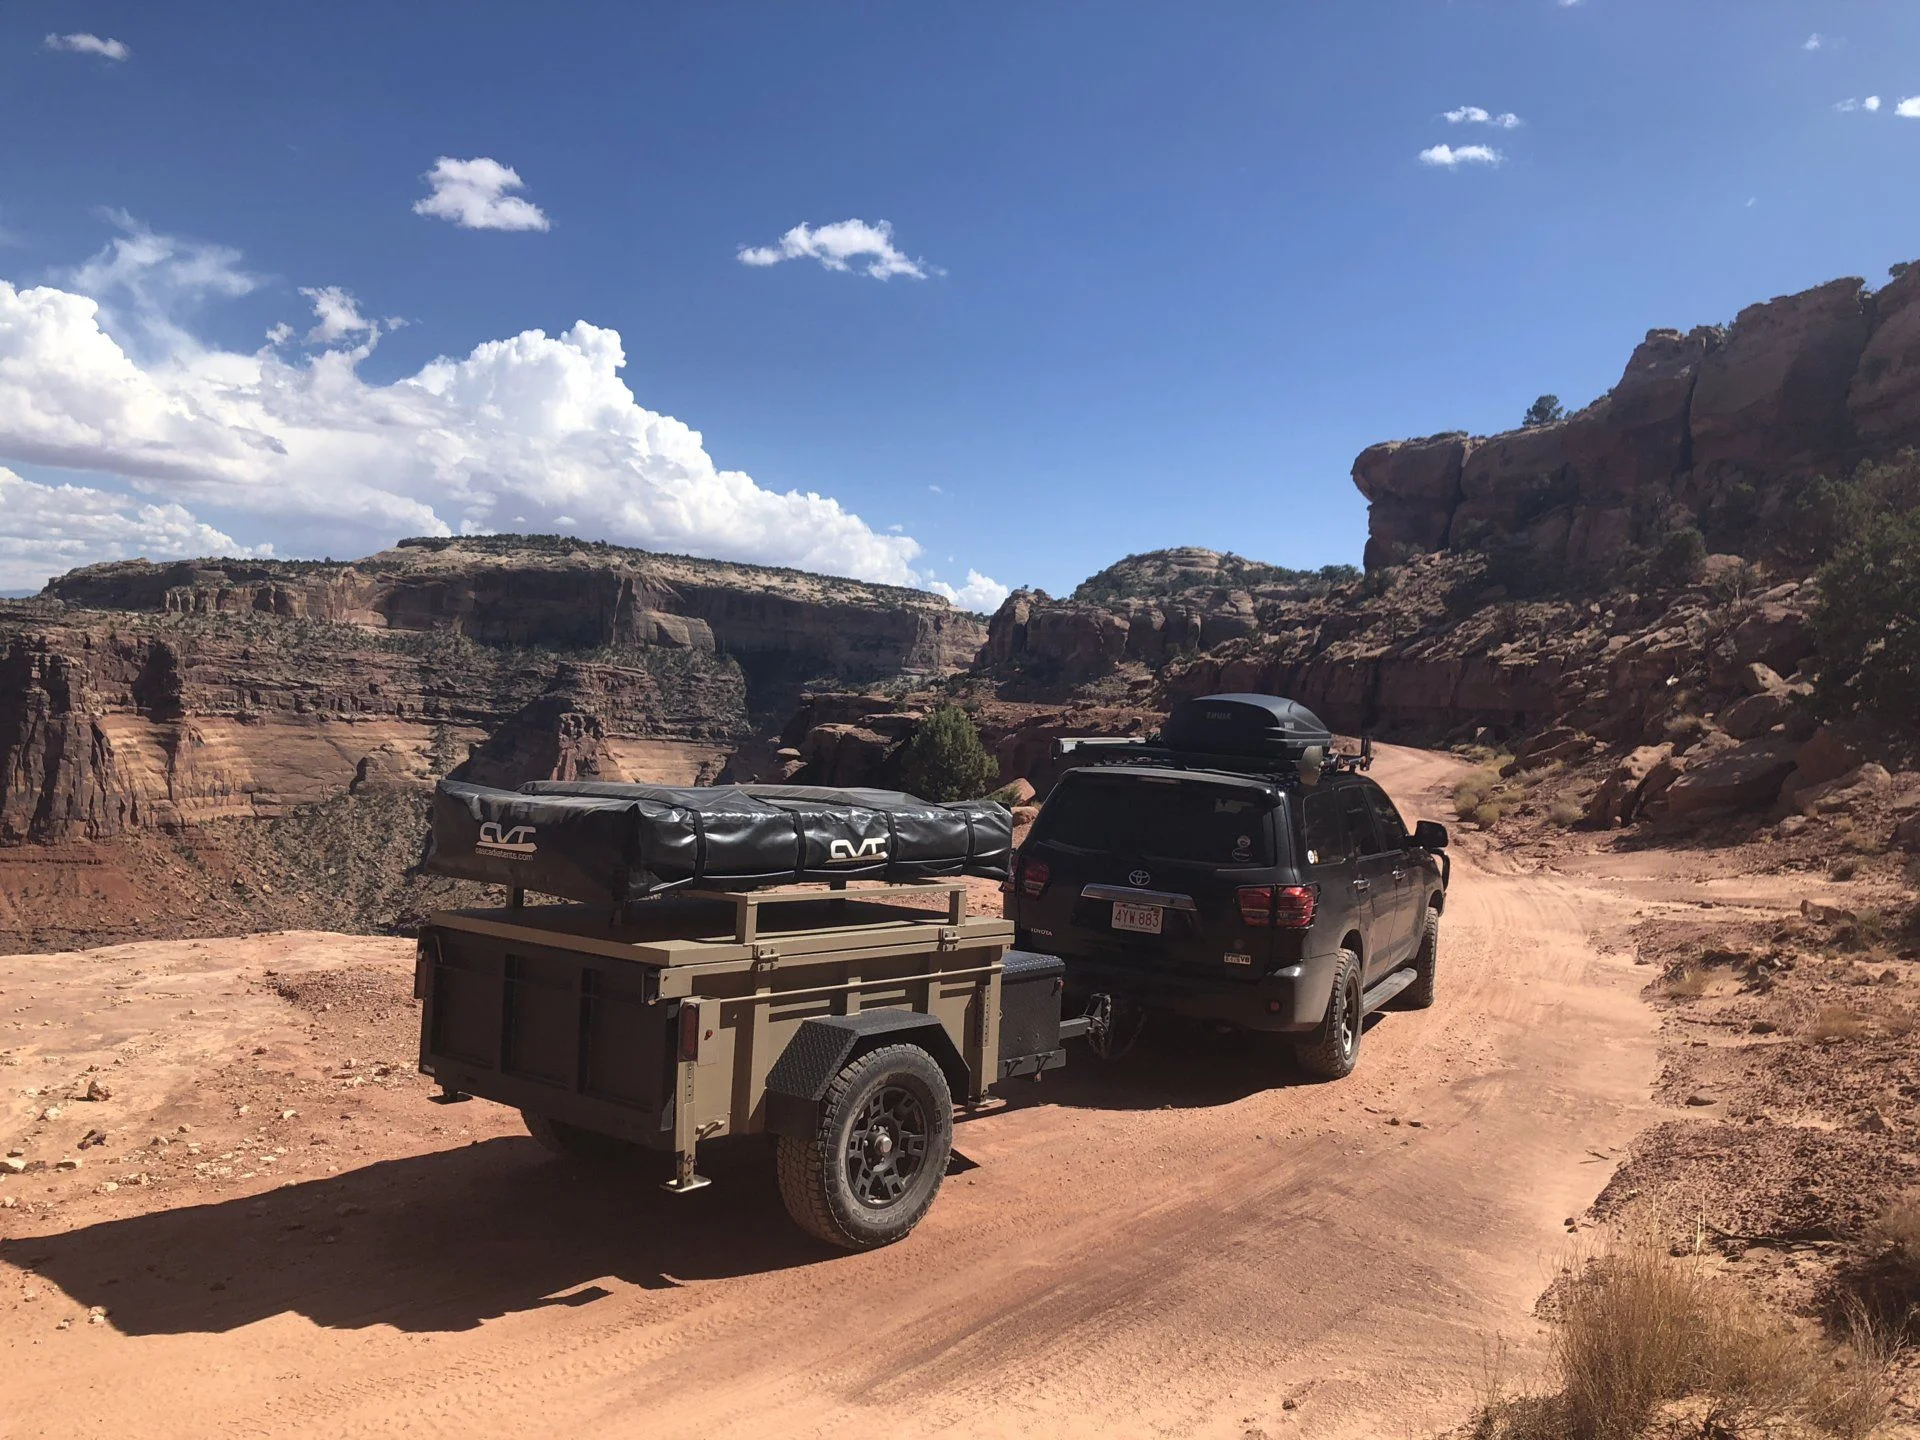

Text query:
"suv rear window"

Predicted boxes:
[[1034, 777, 1277, 865]]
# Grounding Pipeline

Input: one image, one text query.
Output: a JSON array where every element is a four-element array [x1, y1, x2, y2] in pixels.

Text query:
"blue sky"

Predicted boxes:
[[3, 2, 1918, 603]]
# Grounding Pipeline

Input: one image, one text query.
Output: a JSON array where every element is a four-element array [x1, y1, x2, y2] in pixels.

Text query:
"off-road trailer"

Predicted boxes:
[[414, 881, 1079, 1249]]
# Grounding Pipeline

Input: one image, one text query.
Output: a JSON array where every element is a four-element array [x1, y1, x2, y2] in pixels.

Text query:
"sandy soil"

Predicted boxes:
[[0, 747, 1673, 1439]]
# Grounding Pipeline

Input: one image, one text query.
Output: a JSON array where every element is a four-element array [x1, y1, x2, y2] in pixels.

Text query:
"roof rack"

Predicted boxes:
[[1052, 733, 1373, 781]]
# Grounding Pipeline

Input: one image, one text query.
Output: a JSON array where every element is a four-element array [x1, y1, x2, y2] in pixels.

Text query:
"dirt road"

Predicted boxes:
[[1, 747, 1664, 1438]]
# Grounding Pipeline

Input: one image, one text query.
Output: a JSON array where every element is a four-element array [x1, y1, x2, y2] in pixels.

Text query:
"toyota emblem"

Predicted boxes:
[[1128, 869, 1151, 888]]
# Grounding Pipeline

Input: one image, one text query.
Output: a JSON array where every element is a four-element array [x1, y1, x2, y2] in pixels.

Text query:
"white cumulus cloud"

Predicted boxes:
[[926, 570, 1010, 614], [1899, 97, 1920, 118], [1444, 106, 1521, 128], [1866, 95, 1884, 112], [1803, 33, 1828, 51], [299, 286, 377, 345], [0, 467, 266, 591], [738, 219, 932, 280], [44, 32, 129, 60], [1835, 96, 1884, 113], [1419, 144, 1503, 168], [413, 157, 550, 232], [0, 221, 992, 599]]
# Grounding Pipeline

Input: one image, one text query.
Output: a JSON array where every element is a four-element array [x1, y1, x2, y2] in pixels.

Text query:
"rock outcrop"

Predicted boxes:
[[1356, 264, 1917, 576]]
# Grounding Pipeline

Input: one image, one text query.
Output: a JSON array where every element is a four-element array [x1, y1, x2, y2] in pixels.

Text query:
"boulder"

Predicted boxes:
[[1740, 662, 1787, 697], [1719, 690, 1794, 742], [1895, 813, 1920, 851], [997, 777, 1037, 806], [1010, 804, 1041, 828], [1794, 726, 1865, 787], [1504, 726, 1594, 775], [1790, 763, 1893, 816], [1656, 737, 1798, 817], [1729, 605, 1815, 675], [1849, 262, 1920, 449], [1585, 744, 1674, 827]]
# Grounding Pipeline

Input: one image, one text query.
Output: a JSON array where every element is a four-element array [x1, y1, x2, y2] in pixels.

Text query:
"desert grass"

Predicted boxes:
[[1469, 1230, 1897, 1440], [1804, 1004, 1870, 1042]]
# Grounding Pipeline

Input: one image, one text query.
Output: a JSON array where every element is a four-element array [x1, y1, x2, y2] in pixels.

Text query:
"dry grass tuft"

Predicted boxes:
[[1549, 797, 1584, 828], [1468, 1231, 1898, 1440], [1804, 1005, 1869, 1042], [1661, 964, 1712, 1000], [1868, 1194, 1920, 1284]]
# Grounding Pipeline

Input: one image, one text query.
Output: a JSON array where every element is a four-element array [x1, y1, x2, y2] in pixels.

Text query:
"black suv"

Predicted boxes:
[[1004, 694, 1448, 1079]]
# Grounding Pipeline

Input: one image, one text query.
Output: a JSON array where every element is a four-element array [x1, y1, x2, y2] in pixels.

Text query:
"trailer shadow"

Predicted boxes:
[[1, 1134, 827, 1337], [1016, 1016, 1389, 1113]]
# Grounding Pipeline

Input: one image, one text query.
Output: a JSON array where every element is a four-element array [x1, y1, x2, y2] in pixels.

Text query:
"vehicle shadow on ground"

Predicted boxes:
[[1014, 1017, 1382, 1113], [1, 1134, 827, 1336]]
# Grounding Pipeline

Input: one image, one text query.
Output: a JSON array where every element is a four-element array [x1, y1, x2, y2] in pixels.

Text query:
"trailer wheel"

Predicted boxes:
[[520, 1110, 640, 1165], [776, 1043, 953, 1250]]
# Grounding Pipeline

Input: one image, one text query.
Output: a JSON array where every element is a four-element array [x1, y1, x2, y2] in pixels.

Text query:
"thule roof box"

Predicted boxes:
[[1052, 693, 1368, 782]]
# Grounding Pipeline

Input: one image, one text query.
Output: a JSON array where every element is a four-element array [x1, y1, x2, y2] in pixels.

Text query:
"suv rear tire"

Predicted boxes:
[[776, 1043, 954, 1250], [1399, 907, 1439, 1010], [1294, 949, 1363, 1081]]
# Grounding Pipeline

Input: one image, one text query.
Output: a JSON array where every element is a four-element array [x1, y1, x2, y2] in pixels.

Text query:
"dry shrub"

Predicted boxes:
[[1868, 1194, 1920, 1283], [1454, 767, 1505, 822], [1661, 964, 1711, 1000], [1805, 1005, 1869, 1042], [1549, 797, 1584, 828], [1469, 1231, 1896, 1440], [1831, 857, 1860, 881]]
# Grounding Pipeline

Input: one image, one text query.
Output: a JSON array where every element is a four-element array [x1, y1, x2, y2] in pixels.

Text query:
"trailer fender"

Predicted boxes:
[[764, 1012, 970, 1140]]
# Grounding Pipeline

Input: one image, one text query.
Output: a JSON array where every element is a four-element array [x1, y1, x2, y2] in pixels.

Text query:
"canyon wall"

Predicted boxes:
[[1355, 263, 1920, 574]]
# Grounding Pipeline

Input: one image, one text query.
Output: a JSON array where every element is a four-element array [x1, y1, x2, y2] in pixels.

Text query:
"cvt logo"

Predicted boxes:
[[476, 822, 537, 857], [827, 836, 889, 863]]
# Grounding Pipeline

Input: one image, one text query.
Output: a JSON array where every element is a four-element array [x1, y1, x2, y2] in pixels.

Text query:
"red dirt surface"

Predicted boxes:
[[0, 747, 1669, 1438]]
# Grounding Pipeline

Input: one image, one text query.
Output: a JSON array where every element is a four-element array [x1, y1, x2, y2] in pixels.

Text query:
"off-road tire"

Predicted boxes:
[[776, 1043, 953, 1250], [1398, 907, 1439, 1010], [1294, 949, 1363, 1081], [520, 1110, 640, 1165]]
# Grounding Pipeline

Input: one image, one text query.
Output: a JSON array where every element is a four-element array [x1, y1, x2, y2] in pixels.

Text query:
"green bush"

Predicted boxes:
[[1814, 506, 1920, 717], [1645, 526, 1707, 589], [898, 706, 1001, 802]]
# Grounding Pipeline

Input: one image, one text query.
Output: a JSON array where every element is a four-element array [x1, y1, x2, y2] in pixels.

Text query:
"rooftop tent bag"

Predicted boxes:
[[1159, 694, 1334, 763], [424, 778, 1013, 906]]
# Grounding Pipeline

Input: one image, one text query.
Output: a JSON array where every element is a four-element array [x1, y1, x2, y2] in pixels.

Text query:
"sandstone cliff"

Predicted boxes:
[[1355, 262, 1920, 575]]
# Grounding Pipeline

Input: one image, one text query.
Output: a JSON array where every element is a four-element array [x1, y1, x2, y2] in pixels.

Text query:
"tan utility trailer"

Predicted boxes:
[[414, 882, 1074, 1248]]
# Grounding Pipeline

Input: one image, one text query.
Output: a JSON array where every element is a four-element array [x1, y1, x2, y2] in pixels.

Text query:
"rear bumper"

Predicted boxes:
[[1058, 949, 1339, 1034]]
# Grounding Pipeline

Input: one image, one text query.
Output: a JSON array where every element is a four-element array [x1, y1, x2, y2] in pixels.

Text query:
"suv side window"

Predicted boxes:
[[1336, 783, 1383, 856], [1299, 790, 1350, 868], [1364, 783, 1410, 852]]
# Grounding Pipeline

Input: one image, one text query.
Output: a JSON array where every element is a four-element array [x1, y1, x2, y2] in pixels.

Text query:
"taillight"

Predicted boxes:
[[1237, 884, 1316, 928], [1021, 858, 1051, 898], [677, 1002, 701, 1063]]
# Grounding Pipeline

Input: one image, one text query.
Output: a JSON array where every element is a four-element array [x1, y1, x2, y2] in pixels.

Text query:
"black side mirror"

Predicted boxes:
[[1413, 820, 1449, 850]]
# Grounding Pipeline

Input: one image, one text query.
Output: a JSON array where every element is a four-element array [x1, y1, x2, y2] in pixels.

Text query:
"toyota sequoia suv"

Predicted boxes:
[[1004, 694, 1449, 1080]]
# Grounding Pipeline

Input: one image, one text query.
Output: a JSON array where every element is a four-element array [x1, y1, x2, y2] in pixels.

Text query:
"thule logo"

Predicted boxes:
[[827, 837, 889, 863], [476, 822, 537, 857]]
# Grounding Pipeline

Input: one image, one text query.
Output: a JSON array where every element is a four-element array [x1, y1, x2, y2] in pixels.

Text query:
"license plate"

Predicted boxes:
[[1111, 902, 1163, 935]]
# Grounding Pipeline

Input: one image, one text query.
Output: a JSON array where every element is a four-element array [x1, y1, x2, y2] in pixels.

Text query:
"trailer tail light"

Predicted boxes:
[[1020, 858, 1051, 898], [1236, 884, 1317, 929], [677, 1002, 701, 1063], [412, 933, 436, 1001]]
